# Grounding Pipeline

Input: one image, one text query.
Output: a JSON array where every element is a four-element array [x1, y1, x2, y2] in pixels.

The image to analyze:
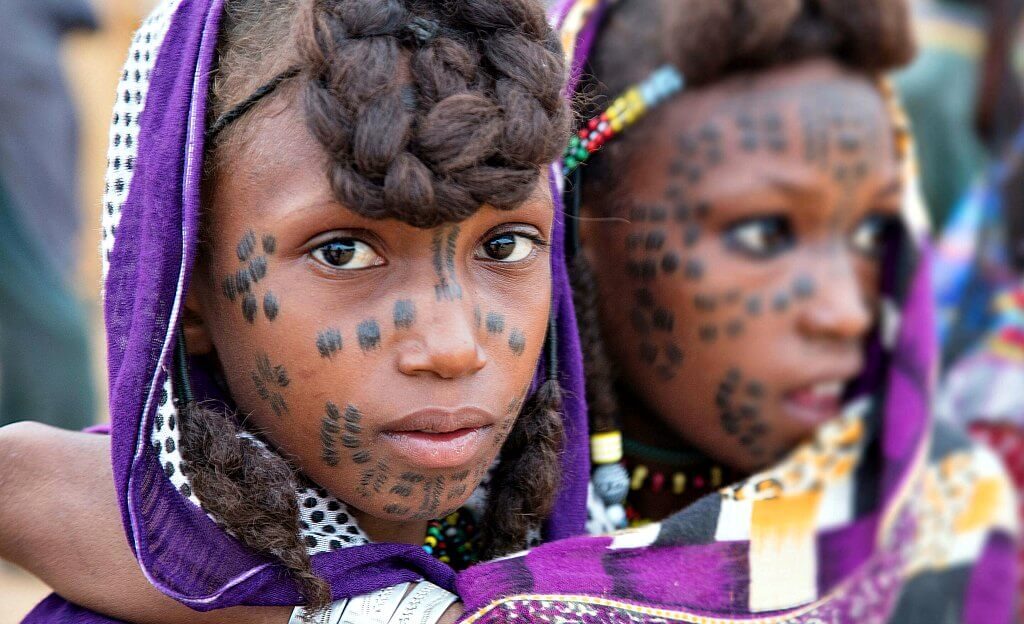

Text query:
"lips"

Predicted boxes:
[[380, 407, 497, 470], [782, 380, 846, 426]]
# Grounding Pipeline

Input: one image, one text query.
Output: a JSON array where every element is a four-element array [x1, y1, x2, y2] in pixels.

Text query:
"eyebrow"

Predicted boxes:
[[765, 175, 826, 203]]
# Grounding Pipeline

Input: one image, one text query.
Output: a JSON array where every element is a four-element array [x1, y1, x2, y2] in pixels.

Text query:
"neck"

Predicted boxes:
[[351, 509, 428, 545], [618, 383, 699, 460], [617, 384, 747, 522]]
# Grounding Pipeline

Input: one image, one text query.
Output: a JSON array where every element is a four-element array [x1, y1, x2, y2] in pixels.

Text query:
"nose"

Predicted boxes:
[[396, 301, 487, 379], [796, 255, 872, 342]]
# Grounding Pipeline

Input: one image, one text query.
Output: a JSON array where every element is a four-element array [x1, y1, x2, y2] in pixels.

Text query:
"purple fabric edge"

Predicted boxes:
[[543, 169, 590, 541], [963, 530, 1018, 624]]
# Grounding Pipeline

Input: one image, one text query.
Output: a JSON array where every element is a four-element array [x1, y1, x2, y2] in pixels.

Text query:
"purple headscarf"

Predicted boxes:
[[24, 0, 588, 620]]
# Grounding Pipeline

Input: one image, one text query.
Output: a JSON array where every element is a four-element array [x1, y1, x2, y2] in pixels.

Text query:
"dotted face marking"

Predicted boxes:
[[486, 312, 506, 335], [716, 368, 770, 459], [357, 319, 381, 352], [508, 329, 526, 356], [393, 299, 416, 330], [223, 230, 278, 323], [252, 353, 290, 417], [316, 328, 343, 359]]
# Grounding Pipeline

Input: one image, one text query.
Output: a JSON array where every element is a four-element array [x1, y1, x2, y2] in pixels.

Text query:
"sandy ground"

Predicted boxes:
[[0, 564, 50, 623]]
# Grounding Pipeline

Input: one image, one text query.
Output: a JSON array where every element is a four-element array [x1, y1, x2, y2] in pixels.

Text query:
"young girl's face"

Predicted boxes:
[[583, 60, 902, 472], [189, 105, 553, 523]]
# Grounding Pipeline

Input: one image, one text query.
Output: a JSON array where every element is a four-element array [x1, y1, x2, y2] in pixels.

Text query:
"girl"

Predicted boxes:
[[3, 0, 1018, 622], [450, 1, 1019, 621], [2, 0, 591, 621]]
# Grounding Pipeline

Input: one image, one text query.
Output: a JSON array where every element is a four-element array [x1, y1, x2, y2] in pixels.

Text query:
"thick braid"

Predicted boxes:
[[179, 402, 332, 612], [570, 254, 621, 435], [479, 379, 565, 560], [291, 0, 568, 228]]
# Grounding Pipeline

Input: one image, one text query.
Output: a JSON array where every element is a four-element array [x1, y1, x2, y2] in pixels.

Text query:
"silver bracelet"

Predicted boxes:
[[288, 598, 349, 624], [389, 581, 459, 624], [289, 581, 457, 624], [339, 582, 411, 623]]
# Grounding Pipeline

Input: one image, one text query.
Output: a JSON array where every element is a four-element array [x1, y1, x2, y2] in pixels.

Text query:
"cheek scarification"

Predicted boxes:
[[223, 230, 279, 323]]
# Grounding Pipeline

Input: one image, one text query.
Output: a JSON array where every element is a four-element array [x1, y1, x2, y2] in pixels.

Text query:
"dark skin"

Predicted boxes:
[[582, 60, 902, 518], [0, 94, 555, 621], [0, 60, 900, 620], [192, 101, 552, 542]]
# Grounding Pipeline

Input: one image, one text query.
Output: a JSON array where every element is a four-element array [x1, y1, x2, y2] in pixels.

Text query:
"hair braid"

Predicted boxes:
[[179, 402, 332, 612], [289, 0, 570, 228], [479, 378, 565, 560], [570, 254, 621, 435]]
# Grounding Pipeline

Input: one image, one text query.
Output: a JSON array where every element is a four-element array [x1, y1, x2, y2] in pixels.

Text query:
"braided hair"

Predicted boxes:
[[182, 0, 569, 612]]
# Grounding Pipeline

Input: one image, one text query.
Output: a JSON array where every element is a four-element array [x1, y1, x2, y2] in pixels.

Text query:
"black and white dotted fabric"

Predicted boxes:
[[100, 0, 183, 279], [149, 369, 371, 553], [151, 371, 202, 506], [297, 484, 370, 553]]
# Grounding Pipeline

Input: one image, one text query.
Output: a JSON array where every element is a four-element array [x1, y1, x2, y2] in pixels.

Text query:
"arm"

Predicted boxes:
[[0, 421, 289, 624], [0, 422, 463, 624]]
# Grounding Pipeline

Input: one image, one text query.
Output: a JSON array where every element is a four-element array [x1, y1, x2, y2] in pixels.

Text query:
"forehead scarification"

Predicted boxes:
[[586, 65, 897, 214]]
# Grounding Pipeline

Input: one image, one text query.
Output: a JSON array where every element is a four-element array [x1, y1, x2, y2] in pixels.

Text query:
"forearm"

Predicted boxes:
[[0, 422, 289, 624]]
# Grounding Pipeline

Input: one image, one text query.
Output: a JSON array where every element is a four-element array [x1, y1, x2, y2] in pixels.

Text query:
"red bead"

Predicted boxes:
[[600, 112, 609, 122], [588, 117, 600, 130], [602, 126, 614, 139], [694, 475, 705, 488], [578, 128, 589, 139], [651, 472, 665, 493]]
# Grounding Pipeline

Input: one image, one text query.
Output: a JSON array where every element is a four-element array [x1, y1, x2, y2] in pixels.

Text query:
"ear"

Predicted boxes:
[[182, 288, 214, 355]]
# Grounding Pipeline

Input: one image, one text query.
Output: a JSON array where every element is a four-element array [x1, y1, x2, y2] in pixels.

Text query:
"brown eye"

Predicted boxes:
[[850, 214, 898, 258], [311, 238, 383, 270], [477, 233, 536, 262], [724, 216, 795, 259]]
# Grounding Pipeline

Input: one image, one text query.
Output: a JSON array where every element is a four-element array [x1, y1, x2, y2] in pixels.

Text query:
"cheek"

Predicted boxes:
[[854, 258, 882, 308], [478, 263, 552, 361]]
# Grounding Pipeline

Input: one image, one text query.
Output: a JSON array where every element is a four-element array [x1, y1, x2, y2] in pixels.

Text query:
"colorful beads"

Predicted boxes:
[[673, 472, 686, 495], [562, 65, 685, 175], [626, 463, 724, 495], [422, 508, 478, 571], [630, 464, 650, 491], [650, 472, 665, 493], [590, 430, 624, 464]]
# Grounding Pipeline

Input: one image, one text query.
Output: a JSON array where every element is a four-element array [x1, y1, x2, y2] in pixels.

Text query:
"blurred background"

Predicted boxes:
[[2, 0, 1024, 620], [0, 0, 155, 619]]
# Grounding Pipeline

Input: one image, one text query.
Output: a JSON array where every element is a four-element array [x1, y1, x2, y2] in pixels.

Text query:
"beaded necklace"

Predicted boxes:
[[421, 508, 478, 571], [622, 437, 739, 526]]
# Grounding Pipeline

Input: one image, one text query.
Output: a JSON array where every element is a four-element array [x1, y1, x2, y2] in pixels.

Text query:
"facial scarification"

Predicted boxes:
[[588, 69, 897, 475], [223, 230, 279, 323]]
